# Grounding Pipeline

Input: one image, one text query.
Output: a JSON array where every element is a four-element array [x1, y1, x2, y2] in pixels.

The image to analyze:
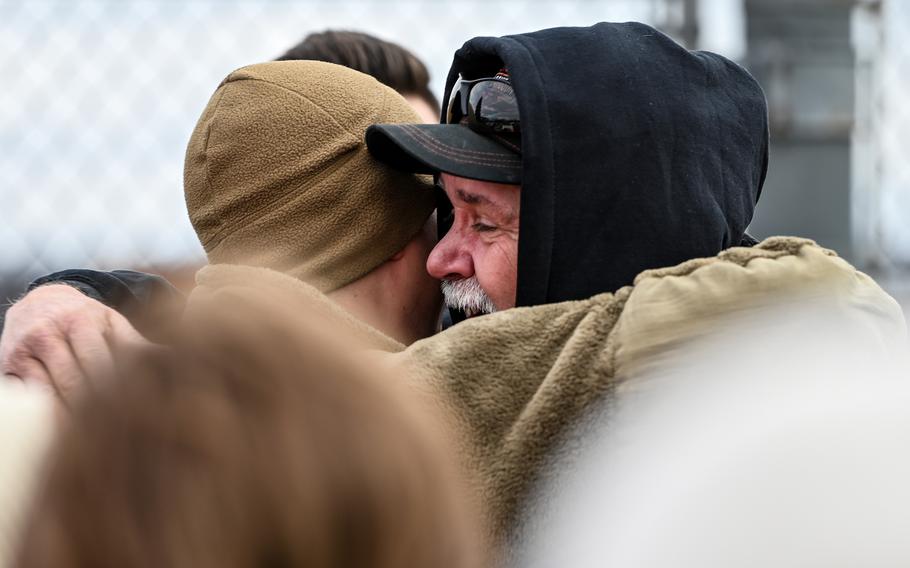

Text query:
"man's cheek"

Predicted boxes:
[[495, 249, 519, 310], [476, 266, 507, 311], [490, 237, 519, 271], [492, 240, 519, 285]]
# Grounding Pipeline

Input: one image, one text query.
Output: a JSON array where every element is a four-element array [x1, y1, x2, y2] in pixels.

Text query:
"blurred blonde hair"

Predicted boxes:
[[15, 296, 480, 568]]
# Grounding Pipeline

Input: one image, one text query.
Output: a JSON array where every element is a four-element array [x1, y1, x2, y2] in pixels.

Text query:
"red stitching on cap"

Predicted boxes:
[[400, 125, 518, 160], [399, 124, 521, 168]]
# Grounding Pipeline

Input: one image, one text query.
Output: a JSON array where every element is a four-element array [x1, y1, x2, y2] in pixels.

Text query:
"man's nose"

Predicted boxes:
[[426, 230, 474, 280]]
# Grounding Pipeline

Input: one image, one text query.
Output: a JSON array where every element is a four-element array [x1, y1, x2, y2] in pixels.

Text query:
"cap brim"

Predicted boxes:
[[366, 123, 521, 185]]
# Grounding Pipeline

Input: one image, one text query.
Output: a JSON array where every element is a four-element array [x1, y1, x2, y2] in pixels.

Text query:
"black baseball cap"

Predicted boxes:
[[366, 71, 522, 185]]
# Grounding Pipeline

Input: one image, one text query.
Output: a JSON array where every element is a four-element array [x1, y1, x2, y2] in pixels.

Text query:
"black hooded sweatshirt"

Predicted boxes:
[[18, 22, 769, 328], [443, 22, 769, 306]]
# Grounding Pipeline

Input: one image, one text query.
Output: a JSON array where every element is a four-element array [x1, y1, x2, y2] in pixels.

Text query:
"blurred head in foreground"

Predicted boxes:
[[15, 299, 479, 568]]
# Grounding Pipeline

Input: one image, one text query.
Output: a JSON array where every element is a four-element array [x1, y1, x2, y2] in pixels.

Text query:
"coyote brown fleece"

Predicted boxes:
[[393, 237, 906, 541], [184, 61, 434, 292]]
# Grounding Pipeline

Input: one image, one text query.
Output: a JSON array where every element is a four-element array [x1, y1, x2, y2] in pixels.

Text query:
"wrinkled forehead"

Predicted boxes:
[[438, 173, 520, 216]]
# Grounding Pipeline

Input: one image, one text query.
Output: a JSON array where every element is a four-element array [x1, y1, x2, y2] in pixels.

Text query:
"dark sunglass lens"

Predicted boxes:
[[446, 80, 473, 124], [445, 89, 461, 124], [468, 80, 520, 125]]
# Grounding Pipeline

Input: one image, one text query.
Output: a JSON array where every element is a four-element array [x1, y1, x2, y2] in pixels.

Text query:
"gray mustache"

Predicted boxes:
[[440, 277, 496, 316]]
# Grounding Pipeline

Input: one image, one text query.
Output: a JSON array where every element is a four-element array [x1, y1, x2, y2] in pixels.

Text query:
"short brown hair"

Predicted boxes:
[[15, 300, 479, 568], [276, 30, 439, 113]]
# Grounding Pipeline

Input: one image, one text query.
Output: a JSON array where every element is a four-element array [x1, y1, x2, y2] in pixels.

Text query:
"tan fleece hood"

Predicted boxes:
[[184, 61, 435, 292], [189, 263, 405, 353]]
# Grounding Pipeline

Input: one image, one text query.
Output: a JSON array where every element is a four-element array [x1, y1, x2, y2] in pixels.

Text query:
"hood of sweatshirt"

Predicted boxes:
[[442, 22, 769, 306]]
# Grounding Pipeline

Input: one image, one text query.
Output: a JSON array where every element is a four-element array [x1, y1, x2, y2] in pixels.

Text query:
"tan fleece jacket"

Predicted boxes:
[[391, 237, 906, 541], [190, 238, 906, 545]]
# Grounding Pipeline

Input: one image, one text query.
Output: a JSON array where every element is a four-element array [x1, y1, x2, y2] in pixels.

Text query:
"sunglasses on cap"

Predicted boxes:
[[446, 76, 521, 135]]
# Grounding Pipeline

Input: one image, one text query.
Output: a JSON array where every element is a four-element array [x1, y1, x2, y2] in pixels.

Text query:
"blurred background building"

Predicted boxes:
[[2, 0, 909, 315]]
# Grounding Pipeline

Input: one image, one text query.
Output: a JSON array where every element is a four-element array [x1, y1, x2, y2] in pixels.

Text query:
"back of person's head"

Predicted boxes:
[[184, 60, 435, 293], [276, 30, 438, 114], [14, 295, 480, 568]]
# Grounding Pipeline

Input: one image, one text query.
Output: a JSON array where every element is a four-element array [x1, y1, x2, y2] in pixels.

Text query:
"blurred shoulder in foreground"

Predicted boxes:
[[0, 380, 55, 568]]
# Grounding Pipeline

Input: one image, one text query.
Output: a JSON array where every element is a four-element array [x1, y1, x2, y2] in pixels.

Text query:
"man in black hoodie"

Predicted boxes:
[[369, 69, 523, 316], [367, 22, 769, 315]]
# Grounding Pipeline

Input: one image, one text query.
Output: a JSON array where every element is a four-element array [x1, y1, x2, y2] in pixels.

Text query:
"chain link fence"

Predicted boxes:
[[0, 0, 677, 306], [2, 0, 909, 310]]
